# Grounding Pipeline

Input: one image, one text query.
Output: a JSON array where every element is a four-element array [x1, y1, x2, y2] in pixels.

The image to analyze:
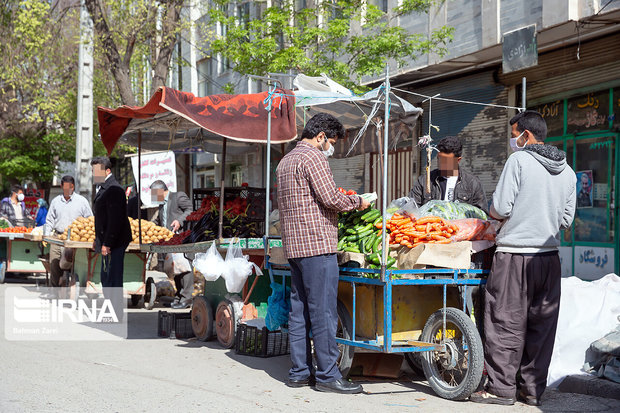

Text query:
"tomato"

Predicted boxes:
[[346, 190, 357, 195]]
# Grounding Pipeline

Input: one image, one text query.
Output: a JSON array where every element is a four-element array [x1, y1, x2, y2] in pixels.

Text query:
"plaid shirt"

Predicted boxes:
[[277, 141, 361, 259]]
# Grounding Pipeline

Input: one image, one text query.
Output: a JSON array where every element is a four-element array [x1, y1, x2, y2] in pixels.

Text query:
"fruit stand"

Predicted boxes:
[[0, 228, 48, 284]]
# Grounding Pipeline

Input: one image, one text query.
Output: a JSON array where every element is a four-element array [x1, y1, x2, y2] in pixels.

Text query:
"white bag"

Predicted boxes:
[[192, 243, 225, 282], [163, 253, 192, 277], [220, 242, 262, 293]]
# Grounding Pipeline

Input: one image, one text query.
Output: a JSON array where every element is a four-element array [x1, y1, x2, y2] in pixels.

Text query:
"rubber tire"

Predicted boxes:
[[420, 307, 484, 401], [404, 351, 425, 378], [336, 300, 354, 378], [215, 299, 236, 349], [192, 295, 214, 341], [0, 261, 6, 284], [143, 277, 156, 310]]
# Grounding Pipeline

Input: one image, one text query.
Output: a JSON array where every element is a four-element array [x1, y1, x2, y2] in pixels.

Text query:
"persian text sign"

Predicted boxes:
[[130, 151, 177, 208]]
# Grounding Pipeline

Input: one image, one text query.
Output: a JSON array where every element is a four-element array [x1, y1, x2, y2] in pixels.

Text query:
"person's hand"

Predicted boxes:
[[170, 220, 181, 232], [358, 198, 371, 210], [101, 245, 110, 256]]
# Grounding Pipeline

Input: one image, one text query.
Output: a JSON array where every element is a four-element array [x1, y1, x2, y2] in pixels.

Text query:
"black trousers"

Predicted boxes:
[[288, 254, 341, 383], [100, 246, 126, 321], [484, 251, 561, 399], [174, 271, 194, 301]]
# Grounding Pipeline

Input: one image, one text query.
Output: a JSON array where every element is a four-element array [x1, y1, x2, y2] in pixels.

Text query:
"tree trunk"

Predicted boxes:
[[84, 0, 136, 106], [150, 1, 184, 96]]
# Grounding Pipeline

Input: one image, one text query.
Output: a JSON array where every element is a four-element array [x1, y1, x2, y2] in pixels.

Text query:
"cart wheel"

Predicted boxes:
[[336, 300, 354, 378], [419, 307, 484, 400], [404, 352, 425, 378], [130, 295, 141, 307], [143, 277, 156, 310], [192, 295, 213, 341], [215, 299, 236, 349], [0, 261, 6, 284]]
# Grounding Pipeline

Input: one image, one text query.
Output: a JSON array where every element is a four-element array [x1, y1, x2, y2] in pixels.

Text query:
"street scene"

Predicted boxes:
[[1, 1, 620, 412]]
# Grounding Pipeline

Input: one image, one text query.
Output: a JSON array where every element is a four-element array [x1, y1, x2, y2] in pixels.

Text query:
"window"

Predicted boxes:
[[369, 0, 388, 13], [197, 58, 214, 96]]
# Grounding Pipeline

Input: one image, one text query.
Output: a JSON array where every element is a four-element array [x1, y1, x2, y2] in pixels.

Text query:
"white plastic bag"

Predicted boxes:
[[192, 243, 225, 282], [221, 242, 263, 293], [163, 253, 192, 277]]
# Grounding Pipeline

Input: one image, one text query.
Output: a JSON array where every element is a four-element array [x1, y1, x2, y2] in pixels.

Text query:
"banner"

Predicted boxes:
[[130, 151, 176, 208], [24, 188, 45, 219]]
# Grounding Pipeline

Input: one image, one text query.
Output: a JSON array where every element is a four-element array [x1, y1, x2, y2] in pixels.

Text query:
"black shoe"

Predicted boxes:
[[518, 391, 541, 406], [315, 378, 363, 394], [470, 390, 515, 405], [171, 299, 191, 310], [286, 375, 316, 388]]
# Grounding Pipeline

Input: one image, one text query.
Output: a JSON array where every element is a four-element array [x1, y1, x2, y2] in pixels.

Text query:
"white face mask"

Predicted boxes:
[[17, 193, 25, 202], [509, 131, 526, 152], [322, 137, 335, 158]]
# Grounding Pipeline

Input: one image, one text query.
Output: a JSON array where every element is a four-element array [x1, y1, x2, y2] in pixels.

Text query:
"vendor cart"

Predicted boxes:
[[43, 236, 154, 308], [0, 232, 49, 284]]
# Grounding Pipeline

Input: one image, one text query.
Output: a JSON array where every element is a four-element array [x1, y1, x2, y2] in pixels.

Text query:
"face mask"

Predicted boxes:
[[17, 193, 25, 202], [322, 137, 335, 158], [509, 131, 526, 152]]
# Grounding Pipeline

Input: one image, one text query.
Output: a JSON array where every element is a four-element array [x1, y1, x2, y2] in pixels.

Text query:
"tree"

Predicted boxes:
[[0, 0, 80, 189], [84, 0, 189, 106], [208, 0, 454, 92]]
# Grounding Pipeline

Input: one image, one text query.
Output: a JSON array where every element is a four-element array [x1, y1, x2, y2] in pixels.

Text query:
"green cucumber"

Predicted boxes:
[[343, 246, 360, 253]]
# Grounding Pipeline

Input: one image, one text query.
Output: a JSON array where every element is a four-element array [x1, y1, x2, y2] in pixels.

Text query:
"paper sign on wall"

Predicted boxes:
[[573, 246, 615, 281], [130, 151, 177, 208]]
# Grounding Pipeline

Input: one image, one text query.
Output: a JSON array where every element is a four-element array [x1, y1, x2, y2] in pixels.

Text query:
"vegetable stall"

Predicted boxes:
[[0, 222, 48, 285]]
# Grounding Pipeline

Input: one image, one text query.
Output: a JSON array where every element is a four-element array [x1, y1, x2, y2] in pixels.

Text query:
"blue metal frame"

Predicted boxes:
[[265, 254, 488, 355]]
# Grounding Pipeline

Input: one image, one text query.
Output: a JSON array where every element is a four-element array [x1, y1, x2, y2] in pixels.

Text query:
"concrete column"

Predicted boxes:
[[481, 0, 501, 48], [543, 0, 581, 28], [75, 0, 93, 201], [428, 0, 448, 65]]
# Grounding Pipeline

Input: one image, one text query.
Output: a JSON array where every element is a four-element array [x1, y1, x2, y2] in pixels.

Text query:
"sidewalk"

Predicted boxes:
[[558, 374, 620, 401]]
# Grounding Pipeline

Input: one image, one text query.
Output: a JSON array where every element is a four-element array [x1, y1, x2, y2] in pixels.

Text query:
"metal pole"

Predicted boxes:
[[264, 80, 273, 239], [218, 138, 227, 240], [380, 64, 390, 282], [138, 130, 142, 246], [522, 77, 527, 110]]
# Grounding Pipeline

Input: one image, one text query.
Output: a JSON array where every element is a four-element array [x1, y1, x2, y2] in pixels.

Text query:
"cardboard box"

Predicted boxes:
[[397, 241, 472, 271]]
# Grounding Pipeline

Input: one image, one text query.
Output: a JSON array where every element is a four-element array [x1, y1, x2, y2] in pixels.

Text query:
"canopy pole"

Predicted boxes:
[[380, 64, 390, 282], [138, 130, 142, 246], [218, 138, 227, 240], [264, 92, 272, 240], [522, 77, 527, 110]]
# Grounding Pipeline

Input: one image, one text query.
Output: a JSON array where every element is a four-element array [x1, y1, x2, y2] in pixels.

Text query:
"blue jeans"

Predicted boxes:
[[288, 254, 342, 383]]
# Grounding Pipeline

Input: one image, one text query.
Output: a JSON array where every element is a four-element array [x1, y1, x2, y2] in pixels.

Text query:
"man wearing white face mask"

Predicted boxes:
[[0, 184, 30, 226], [277, 113, 370, 394], [470, 111, 576, 407]]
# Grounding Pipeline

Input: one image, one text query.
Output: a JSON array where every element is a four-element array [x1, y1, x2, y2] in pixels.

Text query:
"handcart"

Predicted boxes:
[[266, 256, 487, 400], [0, 232, 49, 284]]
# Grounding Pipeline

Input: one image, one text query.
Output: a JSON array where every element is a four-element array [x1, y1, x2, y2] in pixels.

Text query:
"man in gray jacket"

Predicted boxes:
[[470, 111, 576, 406]]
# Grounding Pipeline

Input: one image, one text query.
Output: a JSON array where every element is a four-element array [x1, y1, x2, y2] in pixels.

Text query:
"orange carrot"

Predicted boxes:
[[416, 216, 442, 225]]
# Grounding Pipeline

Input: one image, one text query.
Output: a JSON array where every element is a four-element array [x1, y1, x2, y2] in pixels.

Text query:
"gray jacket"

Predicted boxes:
[[153, 191, 193, 229], [409, 168, 488, 212], [492, 144, 576, 253]]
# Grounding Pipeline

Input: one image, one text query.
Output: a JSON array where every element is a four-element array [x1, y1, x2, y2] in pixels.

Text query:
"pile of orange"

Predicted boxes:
[[0, 227, 32, 233]]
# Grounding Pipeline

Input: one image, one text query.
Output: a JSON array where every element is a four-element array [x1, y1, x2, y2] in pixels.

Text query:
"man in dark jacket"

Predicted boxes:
[[150, 180, 194, 308], [0, 184, 29, 226], [91, 157, 132, 320], [409, 136, 487, 212]]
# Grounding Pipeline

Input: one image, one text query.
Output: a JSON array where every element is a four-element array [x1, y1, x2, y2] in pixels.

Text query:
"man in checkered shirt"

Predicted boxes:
[[277, 113, 370, 394]]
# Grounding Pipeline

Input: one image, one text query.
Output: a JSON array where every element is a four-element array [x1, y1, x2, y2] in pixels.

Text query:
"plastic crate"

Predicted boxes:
[[157, 311, 174, 337], [174, 312, 195, 339], [192, 187, 266, 220], [235, 324, 290, 357]]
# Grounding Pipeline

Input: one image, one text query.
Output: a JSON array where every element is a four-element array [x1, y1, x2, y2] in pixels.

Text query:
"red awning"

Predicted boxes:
[[97, 86, 297, 154]]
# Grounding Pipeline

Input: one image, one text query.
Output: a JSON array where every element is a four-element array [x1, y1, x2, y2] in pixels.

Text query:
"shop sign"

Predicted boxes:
[[573, 246, 615, 281], [502, 25, 538, 73], [130, 151, 177, 208], [567, 90, 610, 134], [23, 188, 45, 218]]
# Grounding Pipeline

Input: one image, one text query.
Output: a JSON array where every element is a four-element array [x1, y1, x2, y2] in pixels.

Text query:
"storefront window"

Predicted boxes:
[[613, 87, 620, 131], [573, 136, 615, 243], [566, 90, 610, 134], [549, 139, 574, 243]]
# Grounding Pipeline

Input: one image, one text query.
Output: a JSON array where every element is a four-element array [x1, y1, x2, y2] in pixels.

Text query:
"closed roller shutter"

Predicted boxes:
[[329, 155, 366, 194]]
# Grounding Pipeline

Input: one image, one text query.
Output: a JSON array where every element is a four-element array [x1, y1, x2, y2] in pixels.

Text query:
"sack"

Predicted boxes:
[[221, 242, 262, 293], [163, 253, 192, 278], [192, 243, 225, 282], [419, 200, 488, 220]]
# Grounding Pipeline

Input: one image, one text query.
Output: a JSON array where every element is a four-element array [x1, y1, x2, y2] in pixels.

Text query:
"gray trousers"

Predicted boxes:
[[484, 251, 561, 399], [48, 243, 63, 287]]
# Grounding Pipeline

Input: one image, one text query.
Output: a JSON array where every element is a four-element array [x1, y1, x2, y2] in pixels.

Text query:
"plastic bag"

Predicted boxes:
[[419, 200, 488, 220], [265, 282, 290, 331], [386, 196, 417, 219], [163, 253, 192, 277], [450, 218, 496, 242], [220, 242, 262, 293], [192, 243, 225, 282]]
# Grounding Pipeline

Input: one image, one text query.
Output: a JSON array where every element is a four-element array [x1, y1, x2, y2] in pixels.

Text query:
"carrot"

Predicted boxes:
[[375, 222, 383, 229], [431, 234, 447, 241], [416, 216, 442, 225], [434, 238, 452, 244]]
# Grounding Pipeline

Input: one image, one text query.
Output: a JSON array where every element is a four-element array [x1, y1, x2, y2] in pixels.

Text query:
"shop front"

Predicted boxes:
[[534, 86, 619, 279]]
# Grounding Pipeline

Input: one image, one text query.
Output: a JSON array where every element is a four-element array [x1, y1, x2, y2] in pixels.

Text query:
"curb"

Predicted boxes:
[[557, 374, 620, 401]]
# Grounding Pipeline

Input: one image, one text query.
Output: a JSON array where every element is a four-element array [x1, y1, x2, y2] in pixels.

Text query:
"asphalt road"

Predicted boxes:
[[1, 275, 619, 413]]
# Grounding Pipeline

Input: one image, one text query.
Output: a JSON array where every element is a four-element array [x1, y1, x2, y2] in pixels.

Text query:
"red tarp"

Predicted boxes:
[[97, 86, 297, 154]]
